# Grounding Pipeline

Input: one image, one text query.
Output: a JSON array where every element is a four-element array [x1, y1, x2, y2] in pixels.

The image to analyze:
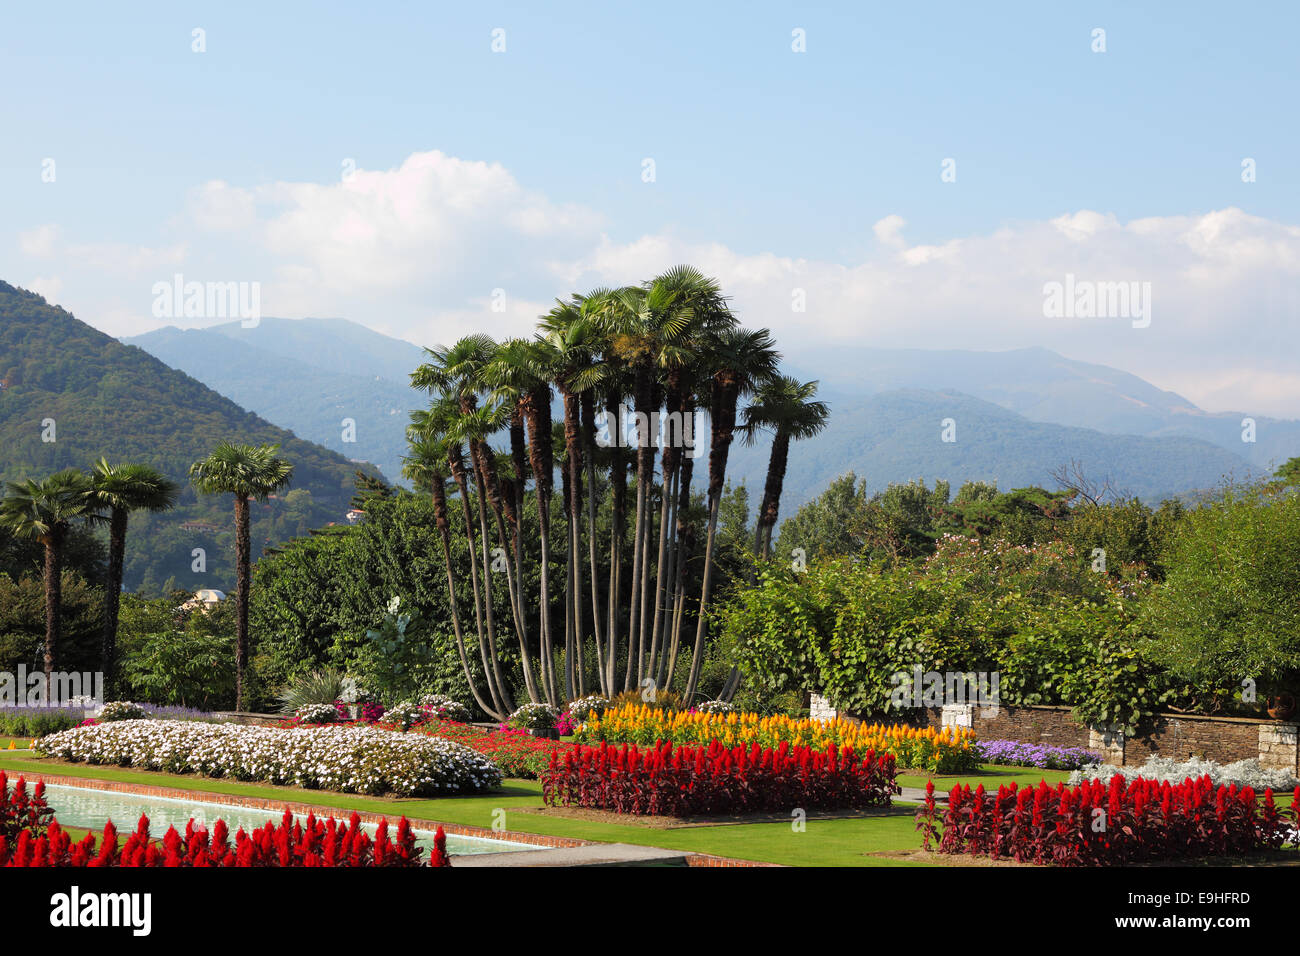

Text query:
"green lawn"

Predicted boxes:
[[2, 751, 935, 866], [897, 764, 1074, 791]]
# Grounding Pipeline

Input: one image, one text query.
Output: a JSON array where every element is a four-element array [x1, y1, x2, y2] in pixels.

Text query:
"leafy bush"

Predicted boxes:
[[543, 740, 899, 816], [35, 720, 502, 797], [0, 707, 84, 738], [917, 776, 1300, 864], [97, 702, 146, 722]]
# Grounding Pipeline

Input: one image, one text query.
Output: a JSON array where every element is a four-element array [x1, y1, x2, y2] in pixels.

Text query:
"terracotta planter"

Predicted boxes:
[[1267, 693, 1297, 721]]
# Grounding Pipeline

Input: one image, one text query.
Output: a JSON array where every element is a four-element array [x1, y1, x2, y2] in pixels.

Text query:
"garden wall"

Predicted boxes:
[[809, 695, 1300, 774]]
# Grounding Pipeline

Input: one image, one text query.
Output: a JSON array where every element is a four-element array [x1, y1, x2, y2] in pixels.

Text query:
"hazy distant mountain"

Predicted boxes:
[[127, 318, 429, 482], [725, 389, 1257, 511], [0, 284, 380, 593], [789, 345, 1300, 473], [125, 318, 1287, 509]]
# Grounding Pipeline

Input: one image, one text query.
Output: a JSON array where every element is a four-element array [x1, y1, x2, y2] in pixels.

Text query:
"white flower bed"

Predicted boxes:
[[36, 720, 502, 797], [567, 695, 609, 722], [1069, 755, 1300, 791]]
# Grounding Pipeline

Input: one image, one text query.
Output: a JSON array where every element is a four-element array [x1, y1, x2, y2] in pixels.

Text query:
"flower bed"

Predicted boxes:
[[575, 704, 978, 773], [975, 740, 1101, 770], [916, 776, 1300, 865], [34, 720, 501, 797], [542, 740, 898, 816], [410, 718, 561, 778], [0, 773, 446, 867], [1069, 755, 1300, 791]]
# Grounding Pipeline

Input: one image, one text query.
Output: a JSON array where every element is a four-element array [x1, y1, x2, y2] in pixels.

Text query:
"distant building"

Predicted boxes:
[[179, 589, 226, 612], [179, 520, 222, 534], [345, 509, 366, 524]]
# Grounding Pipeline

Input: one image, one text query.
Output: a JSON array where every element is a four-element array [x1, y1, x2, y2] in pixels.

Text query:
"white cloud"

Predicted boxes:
[[11, 148, 1300, 417]]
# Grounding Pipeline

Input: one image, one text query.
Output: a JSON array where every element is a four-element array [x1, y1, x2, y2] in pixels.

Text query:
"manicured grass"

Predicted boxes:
[[896, 764, 1074, 791], [1, 752, 928, 866]]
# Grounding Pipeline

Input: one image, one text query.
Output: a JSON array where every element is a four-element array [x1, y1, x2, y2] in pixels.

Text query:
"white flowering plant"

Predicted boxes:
[[566, 695, 609, 723], [294, 703, 339, 725], [383, 701, 424, 731], [695, 699, 738, 715], [97, 701, 147, 722], [418, 694, 472, 723], [508, 702, 559, 731], [1069, 755, 1300, 791], [36, 720, 502, 797]]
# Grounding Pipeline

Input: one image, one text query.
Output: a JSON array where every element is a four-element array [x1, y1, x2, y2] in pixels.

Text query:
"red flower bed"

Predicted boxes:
[[916, 776, 1300, 865], [411, 719, 562, 778], [0, 772, 449, 867], [541, 740, 898, 816]]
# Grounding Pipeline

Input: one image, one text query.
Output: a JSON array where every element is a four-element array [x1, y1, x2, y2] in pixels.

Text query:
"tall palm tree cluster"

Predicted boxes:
[[405, 266, 828, 718]]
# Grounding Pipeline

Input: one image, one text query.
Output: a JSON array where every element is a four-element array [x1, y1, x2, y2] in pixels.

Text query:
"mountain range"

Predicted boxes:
[[126, 317, 1292, 509], [0, 284, 379, 593]]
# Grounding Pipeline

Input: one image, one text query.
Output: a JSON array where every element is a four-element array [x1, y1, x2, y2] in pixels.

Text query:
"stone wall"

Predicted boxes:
[[901, 702, 1298, 774]]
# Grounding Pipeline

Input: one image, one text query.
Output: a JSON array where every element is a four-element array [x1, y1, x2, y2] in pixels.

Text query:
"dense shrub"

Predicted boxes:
[[294, 703, 339, 725], [916, 776, 1300, 865], [0, 707, 83, 738], [97, 702, 146, 722], [35, 720, 501, 796], [542, 740, 898, 816]]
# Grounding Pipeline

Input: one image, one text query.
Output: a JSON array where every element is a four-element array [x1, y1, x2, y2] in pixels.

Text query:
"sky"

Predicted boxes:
[[3, 1, 1300, 416]]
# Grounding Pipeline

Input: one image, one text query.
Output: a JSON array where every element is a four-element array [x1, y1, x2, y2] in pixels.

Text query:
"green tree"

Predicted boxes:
[[0, 469, 94, 691], [189, 443, 293, 709], [89, 458, 179, 682]]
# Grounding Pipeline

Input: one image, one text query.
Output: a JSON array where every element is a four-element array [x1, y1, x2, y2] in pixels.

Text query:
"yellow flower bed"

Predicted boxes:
[[574, 704, 979, 772]]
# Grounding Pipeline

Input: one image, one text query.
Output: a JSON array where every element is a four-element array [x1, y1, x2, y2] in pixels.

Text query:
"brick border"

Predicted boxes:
[[22, 771, 776, 866]]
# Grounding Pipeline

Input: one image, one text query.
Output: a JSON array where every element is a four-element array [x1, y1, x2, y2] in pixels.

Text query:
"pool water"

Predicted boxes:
[[40, 784, 535, 857]]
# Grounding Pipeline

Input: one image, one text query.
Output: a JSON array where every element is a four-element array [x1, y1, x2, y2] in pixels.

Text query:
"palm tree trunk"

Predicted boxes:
[[581, 393, 607, 695], [101, 507, 129, 685], [470, 448, 514, 714], [605, 410, 627, 694], [522, 388, 559, 705], [451, 455, 507, 718], [431, 482, 496, 717], [42, 532, 63, 698], [233, 495, 251, 711], [683, 492, 721, 702]]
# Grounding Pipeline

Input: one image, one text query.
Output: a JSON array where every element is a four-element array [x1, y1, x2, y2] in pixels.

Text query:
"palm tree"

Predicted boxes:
[[683, 327, 779, 701], [536, 299, 609, 698], [0, 470, 95, 693], [189, 443, 293, 710], [741, 377, 830, 559], [89, 458, 179, 683]]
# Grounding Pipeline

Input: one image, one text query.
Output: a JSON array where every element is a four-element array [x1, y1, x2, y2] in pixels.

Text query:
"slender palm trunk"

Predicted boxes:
[[522, 388, 559, 705], [101, 507, 129, 684], [42, 531, 63, 698], [470, 447, 514, 714], [605, 403, 627, 693], [233, 495, 251, 711], [451, 454, 506, 718], [432, 482, 496, 716], [581, 393, 607, 695]]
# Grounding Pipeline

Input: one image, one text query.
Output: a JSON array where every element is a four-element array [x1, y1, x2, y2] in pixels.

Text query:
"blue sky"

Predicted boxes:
[[3, 2, 1300, 415]]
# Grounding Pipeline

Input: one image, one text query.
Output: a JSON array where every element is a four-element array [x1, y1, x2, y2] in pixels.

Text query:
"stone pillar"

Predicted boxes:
[[1258, 723, 1299, 773], [1088, 724, 1126, 766], [809, 694, 837, 722], [941, 703, 974, 732]]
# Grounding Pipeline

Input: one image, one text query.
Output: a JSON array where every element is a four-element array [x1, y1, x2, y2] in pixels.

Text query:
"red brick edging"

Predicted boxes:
[[25, 772, 776, 866]]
